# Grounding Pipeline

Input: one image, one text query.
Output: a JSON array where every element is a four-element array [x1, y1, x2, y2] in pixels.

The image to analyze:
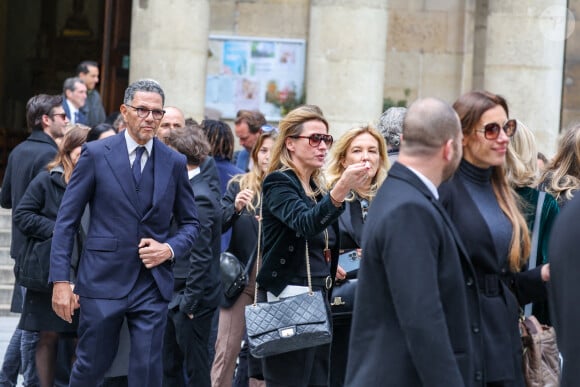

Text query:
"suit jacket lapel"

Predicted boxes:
[[104, 134, 141, 215], [149, 139, 171, 215]]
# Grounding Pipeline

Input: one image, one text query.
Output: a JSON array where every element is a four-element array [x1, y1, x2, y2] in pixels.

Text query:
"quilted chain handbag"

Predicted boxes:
[[244, 199, 332, 358]]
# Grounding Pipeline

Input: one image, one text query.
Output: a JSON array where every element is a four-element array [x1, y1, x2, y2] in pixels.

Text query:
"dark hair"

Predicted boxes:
[[76, 60, 99, 75], [26, 94, 63, 131], [167, 124, 210, 167], [124, 79, 165, 105], [201, 119, 236, 160], [234, 110, 267, 134], [87, 123, 117, 142], [453, 90, 509, 137]]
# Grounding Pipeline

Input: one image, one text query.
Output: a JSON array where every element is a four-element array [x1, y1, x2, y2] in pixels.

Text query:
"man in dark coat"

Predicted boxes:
[[549, 193, 580, 386], [345, 98, 484, 386], [0, 94, 67, 386], [163, 124, 222, 386], [76, 60, 107, 127]]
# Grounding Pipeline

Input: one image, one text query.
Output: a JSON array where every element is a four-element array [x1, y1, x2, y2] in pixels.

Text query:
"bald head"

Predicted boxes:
[[158, 106, 185, 143], [402, 98, 461, 156]]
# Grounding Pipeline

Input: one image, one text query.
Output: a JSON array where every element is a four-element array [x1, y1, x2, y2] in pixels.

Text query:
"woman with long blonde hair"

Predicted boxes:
[[440, 91, 547, 386], [326, 124, 389, 386], [538, 123, 580, 208], [211, 131, 276, 387], [257, 105, 370, 386]]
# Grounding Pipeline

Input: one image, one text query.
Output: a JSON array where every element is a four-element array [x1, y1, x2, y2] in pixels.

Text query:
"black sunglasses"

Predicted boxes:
[[476, 119, 517, 140], [50, 113, 67, 120], [291, 133, 334, 147]]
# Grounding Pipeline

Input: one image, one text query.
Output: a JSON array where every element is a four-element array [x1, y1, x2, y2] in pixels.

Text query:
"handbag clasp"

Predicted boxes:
[[331, 297, 346, 306], [279, 327, 296, 338]]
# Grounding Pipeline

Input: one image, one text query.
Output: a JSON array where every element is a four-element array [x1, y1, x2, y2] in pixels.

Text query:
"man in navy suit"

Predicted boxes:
[[62, 77, 88, 125], [50, 79, 200, 387]]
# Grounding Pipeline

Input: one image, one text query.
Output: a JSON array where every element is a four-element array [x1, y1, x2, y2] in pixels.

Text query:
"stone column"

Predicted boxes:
[[483, 1, 568, 155], [130, 0, 210, 121], [306, 0, 387, 137]]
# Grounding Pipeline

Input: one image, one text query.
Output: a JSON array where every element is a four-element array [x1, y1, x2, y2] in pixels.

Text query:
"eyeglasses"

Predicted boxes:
[[476, 119, 517, 140], [50, 113, 67, 120], [291, 133, 334, 147], [360, 198, 369, 222], [125, 104, 165, 120]]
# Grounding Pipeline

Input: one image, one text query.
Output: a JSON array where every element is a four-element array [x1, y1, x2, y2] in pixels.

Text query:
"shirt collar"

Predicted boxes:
[[188, 167, 201, 180], [65, 99, 78, 115], [406, 165, 439, 200], [124, 130, 153, 156]]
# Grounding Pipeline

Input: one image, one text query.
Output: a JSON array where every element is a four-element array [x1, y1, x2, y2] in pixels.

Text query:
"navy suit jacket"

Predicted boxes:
[[49, 132, 199, 302], [63, 98, 88, 125]]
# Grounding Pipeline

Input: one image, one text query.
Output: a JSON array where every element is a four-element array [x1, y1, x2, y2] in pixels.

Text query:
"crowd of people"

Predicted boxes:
[[1, 60, 580, 387]]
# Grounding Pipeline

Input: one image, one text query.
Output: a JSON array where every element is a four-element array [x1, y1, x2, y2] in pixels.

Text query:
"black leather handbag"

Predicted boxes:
[[330, 278, 357, 319], [245, 201, 332, 358], [219, 252, 248, 299]]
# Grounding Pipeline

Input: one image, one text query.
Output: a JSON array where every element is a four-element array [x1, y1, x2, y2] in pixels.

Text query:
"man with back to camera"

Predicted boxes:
[[163, 124, 222, 386], [232, 110, 266, 171], [76, 60, 107, 127], [0, 94, 68, 387], [345, 98, 484, 386], [62, 77, 88, 125], [49, 79, 200, 387]]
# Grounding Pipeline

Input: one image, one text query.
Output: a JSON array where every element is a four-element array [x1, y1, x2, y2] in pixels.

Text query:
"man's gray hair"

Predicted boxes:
[[123, 79, 165, 105], [63, 77, 84, 94], [377, 107, 407, 149]]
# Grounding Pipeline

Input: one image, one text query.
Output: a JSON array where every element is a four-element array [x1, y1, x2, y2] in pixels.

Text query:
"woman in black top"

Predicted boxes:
[[257, 105, 369, 386], [325, 124, 389, 386], [14, 125, 88, 387], [440, 91, 548, 386]]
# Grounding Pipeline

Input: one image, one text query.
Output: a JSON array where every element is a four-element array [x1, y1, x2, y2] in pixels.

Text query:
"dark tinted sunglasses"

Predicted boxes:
[[476, 119, 517, 140], [291, 133, 334, 147]]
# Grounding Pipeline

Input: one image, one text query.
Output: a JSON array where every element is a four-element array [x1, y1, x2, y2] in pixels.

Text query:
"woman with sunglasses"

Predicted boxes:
[[257, 105, 369, 386], [325, 125, 389, 386], [440, 91, 548, 386]]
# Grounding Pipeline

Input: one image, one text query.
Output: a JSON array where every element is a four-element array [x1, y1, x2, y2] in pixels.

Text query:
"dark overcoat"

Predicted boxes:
[[346, 163, 484, 386]]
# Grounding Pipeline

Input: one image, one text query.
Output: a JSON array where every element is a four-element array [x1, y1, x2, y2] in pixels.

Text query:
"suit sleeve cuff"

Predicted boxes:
[[164, 243, 175, 260]]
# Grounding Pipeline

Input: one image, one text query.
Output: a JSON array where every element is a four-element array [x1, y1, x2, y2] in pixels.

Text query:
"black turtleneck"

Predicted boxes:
[[457, 159, 512, 267]]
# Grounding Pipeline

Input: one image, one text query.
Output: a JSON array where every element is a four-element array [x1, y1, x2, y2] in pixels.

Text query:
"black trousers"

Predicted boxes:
[[163, 306, 215, 387]]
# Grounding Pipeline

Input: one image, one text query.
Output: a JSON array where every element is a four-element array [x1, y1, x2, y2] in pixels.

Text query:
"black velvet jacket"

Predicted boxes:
[[256, 170, 344, 296]]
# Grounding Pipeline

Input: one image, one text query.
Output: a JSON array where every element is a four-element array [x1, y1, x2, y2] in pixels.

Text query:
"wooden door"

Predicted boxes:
[[101, 0, 132, 118]]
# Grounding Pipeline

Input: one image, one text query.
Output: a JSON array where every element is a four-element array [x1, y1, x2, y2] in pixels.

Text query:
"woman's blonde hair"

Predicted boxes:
[[267, 105, 329, 195], [539, 123, 580, 203], [505, 120, 539, 188], [453, 90, 530, 271], [229, 131, 277, 212], [326, 125, 389, 201], [47, 125, 88, 184]]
